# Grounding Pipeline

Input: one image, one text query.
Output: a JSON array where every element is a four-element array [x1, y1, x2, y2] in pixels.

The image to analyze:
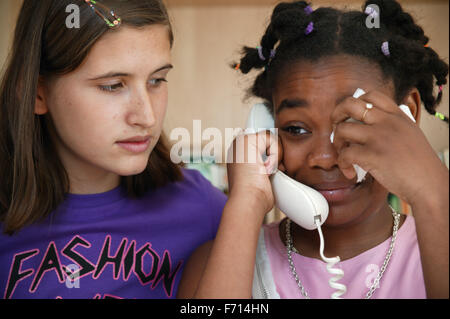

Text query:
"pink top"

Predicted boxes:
[[262, 216, 426, 299]]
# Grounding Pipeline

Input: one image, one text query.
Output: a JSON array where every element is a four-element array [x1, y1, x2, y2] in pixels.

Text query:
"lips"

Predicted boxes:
[[116, 135, 152, 153], [117, 135, 152, 143], [311, 180, 363, 203], [312, 181, 359, 191]]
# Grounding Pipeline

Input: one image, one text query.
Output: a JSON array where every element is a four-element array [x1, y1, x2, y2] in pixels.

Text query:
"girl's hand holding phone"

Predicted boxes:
[[226, 130, 283, 216]]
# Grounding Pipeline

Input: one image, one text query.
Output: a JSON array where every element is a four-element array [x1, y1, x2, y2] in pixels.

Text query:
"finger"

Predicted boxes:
[[227, 132, 260, 164], [360, 91, 418, 124], [331, 96, 374, 125], [333, 121, 372, 152], [337, 144, 372, 179], [264, 131, 283, 174], [358, 90, 404, 115], [332, 88, 407, 126]]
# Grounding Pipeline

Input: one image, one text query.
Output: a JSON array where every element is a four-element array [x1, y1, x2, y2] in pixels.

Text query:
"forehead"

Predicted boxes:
[[272, 55, 394, 112], [78, 24, 172, 77]]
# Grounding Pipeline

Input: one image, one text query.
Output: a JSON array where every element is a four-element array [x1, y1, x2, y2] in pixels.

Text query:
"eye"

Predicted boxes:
[[99, 83, 123, 92], [281, 125, 309, 136], [149, 78, 168, 87]]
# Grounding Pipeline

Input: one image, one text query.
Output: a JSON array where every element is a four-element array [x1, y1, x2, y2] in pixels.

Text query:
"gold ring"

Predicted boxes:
[[361, 103, 373, 122], [361, 109, 370, 122]]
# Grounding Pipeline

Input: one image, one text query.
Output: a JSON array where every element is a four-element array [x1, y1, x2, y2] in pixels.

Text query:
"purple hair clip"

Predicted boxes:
[[304, 5, 313, 15], [381, 41, 390, 57], [257, 46, 277, 61], [270, 49, 276, 59], [257, 46, 266, 61], [305, 21, 314, 35]]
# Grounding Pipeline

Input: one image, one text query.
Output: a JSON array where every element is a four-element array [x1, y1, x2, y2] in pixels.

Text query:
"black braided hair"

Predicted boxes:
[[233, 0, 449, 120]]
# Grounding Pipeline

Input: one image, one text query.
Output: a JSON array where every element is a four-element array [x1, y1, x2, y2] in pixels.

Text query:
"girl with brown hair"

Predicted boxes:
[[0, 0, 226, 299]]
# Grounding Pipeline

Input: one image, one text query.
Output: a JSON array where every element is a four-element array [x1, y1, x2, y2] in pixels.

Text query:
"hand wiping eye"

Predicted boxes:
[[330, 88, 417, 183]]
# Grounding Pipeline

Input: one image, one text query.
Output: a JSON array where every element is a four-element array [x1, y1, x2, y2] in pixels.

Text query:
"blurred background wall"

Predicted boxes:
[[1, 0, 448, 159]]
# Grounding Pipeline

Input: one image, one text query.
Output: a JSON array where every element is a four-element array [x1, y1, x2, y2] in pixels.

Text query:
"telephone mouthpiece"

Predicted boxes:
[[270, 171, 329, 230]]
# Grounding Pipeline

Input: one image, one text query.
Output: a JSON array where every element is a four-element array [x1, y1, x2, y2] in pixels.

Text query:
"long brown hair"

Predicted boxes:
[[0, 0, 183, 235]]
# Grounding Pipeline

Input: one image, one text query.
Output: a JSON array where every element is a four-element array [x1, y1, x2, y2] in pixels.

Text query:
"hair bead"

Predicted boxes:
[[256, 46, 266, 61], [304, 5, 313, 15], [305, 22, 314, 35], [381, 41, 390, 57]]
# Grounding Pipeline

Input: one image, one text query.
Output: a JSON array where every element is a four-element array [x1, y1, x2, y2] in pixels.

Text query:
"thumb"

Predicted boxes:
[[264, 131, 283, 174]]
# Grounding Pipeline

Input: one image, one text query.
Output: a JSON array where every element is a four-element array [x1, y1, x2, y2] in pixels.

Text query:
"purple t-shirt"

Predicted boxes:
[[0, 168, 226, 299]]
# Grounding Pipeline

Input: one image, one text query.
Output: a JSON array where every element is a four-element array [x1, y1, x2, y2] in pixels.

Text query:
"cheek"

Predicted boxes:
[[282, 139, 309, 172], [47, 86, 116, 148], [152, 89, 169, 125]]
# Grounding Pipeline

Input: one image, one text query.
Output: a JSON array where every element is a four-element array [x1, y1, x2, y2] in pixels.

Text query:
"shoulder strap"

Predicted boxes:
[[252, 228, 281, 299]]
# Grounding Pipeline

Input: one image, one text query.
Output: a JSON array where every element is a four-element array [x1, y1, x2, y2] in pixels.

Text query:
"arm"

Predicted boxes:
[[331, 89, 449, 298], [177, 192, 267, 299], [409, 161, 449, 299], [177, 132, 280, 299]]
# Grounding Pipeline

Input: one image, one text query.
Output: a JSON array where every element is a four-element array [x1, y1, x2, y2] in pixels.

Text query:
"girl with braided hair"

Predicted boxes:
[[178, 0, 448, 299]]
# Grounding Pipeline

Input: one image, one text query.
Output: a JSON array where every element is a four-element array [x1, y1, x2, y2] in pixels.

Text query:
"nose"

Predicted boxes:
[[306, 130, 339, 170], [126, 88, 157, 128]]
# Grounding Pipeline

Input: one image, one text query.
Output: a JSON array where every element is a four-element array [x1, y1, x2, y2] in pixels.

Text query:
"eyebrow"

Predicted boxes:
[[276, 93, 355, 115], [276, 98, 309, 115], [88, 64, 173, 81]]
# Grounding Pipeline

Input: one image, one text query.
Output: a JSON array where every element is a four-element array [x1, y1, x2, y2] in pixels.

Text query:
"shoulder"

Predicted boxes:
[[147, 168, 222, 200], [169, 168, 215, 191], [399, 214, 418, 242], [177, 168, 227, 203], [139, 167, 227, 212], [179, 168, 214, 190], [157, 168, 227, 235]]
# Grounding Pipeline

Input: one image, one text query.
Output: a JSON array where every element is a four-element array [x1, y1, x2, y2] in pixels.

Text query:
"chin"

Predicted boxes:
[[113, 159, 150, 177]]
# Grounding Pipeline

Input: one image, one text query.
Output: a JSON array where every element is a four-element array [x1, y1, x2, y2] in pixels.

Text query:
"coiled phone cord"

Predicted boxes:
[[315, 220, 347, 299]]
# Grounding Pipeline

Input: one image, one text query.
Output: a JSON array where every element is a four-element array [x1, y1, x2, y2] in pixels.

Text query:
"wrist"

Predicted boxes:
[[227, 187, 272, 221], [410, 166, 449, 211]]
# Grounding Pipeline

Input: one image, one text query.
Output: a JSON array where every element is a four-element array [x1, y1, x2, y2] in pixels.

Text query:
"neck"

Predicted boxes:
[[69, 172, 120, 195], [282, 202, 405, 261], [63, 153, 120, 195]]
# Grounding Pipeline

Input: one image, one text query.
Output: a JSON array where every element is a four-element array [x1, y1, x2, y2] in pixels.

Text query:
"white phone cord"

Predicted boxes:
[[315, 220, 347, 299]]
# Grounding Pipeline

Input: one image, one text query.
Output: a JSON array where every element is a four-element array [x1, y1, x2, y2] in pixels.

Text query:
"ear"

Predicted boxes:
[[401, 88, 421, 124], [35, 77, 49, 115]]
